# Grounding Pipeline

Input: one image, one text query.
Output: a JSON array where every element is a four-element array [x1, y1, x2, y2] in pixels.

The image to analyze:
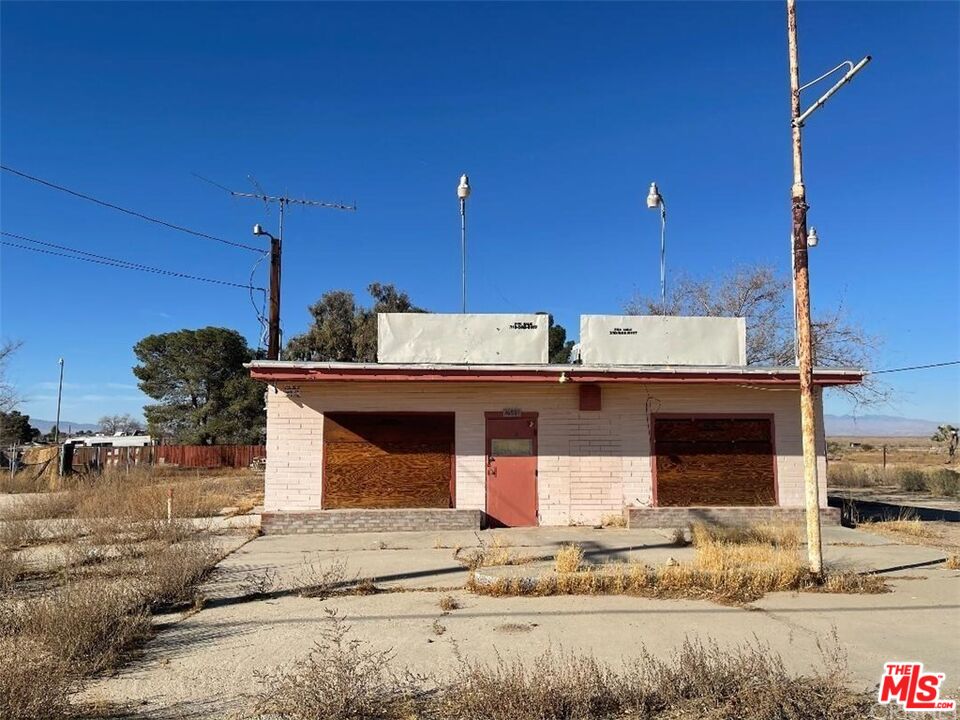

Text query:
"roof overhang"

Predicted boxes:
[[247, 361, 863, 387]]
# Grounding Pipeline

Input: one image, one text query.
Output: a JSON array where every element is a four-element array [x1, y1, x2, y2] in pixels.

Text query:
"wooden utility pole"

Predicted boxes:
[[267, 209, 282, 361], [210, 181, 355, 361], [786, 0, 870, 575], [787, 0, 823, 576]]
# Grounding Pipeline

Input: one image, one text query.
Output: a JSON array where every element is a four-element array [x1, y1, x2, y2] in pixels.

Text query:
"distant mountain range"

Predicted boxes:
[[29, 418, 101, 434], [824, 414, 946, 438]]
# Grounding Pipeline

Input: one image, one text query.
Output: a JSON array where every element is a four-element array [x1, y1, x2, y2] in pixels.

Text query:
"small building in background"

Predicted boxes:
[[250, 313, 862, 534]]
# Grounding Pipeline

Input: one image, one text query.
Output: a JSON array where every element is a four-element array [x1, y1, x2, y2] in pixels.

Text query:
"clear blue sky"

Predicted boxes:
[[1, 2, 957, 425]]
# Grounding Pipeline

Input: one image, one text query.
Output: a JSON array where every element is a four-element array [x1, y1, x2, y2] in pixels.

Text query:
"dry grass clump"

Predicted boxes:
[[0, 637, 74, 720], [296, 556, 356, 598], [455, 535, 534, 569], [8, 580, 151, 674], [600, 513, 626, 528], [554, 543, 584, 574], [246, 618, 891, 720], [470, 530, 886, 604], [945, 554, 960, 570], [866, 518, 937, 540], [0, 519, 44, 550], [691, 521, 802, 549], [0, 552, 23, 591], [438, 594, 461, 612], [138, 541, 221, 609]]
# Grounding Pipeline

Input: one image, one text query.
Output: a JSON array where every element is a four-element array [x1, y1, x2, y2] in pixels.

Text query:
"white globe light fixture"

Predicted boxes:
[[457, 173, 471, 313], [646, 182, 667, 307]]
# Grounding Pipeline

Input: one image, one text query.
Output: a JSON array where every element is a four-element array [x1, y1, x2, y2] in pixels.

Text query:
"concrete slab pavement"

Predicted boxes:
[[79, 524, 960, 719]]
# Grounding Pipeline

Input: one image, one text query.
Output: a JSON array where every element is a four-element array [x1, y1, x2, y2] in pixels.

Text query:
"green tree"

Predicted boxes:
[[546, 315, 575, 364], [286, 283, 424, 363], [0, 410, 39, 445], [133, 327, 265, 445]]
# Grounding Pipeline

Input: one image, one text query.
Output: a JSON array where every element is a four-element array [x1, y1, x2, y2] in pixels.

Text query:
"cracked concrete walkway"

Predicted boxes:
[[80, 525, 960, 719]]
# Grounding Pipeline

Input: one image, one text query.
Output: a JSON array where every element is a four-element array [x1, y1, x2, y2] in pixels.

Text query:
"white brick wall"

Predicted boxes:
[[264, 381, 828, 525]]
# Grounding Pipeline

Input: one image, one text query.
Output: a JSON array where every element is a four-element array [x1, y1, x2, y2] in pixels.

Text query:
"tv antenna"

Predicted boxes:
[[194, 173, 357, 359]]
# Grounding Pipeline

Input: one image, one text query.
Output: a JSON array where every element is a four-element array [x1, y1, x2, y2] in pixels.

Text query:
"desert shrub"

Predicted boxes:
[[895, 468, 927, 492], [295, 556, 353, 598], [11, 579, 151, 674], [946, 555, 960, 570], [248, 610, 427, 720], [827, 462, 882, 487], [248, 621, 889, 720], [927, 469, 959, 497], [441, 646, 638, 720], [555, 544, 584, 574], [0, 637, 75, 720], [138, 541, 221, 608]]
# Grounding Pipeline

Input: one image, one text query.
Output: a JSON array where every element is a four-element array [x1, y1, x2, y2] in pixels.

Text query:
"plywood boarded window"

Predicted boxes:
[[653, 417, 776, 506], [323, 413, 454, 509]]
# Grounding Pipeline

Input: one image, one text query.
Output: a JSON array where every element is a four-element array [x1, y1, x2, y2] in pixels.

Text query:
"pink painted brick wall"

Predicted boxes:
[[264, 381, 828, 525]]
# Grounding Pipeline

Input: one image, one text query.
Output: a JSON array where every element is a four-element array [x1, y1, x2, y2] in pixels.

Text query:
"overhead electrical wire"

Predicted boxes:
[[1, 164, 264, 253], [1, 232, 265, 292], [868, 360, 960, 375]]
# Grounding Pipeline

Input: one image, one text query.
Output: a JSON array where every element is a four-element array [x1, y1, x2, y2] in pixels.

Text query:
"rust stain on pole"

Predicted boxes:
[[787, 0, 823, 576]]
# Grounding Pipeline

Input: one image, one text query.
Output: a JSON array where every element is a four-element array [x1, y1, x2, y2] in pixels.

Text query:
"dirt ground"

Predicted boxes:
[[79, 525, 960, 719], [828, 436, 952, 468]]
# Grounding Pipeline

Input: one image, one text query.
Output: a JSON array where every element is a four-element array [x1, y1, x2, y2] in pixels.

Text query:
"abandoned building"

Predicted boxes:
[[248, 313, 861, 533]]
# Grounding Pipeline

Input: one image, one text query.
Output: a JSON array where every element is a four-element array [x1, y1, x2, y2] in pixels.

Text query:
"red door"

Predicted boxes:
[[485, 415, 538, 527]]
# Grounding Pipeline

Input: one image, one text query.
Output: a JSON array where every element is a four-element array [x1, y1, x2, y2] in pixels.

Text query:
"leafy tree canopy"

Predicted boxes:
[[133, 327, 265, 445], [286, 283, 424, 362]]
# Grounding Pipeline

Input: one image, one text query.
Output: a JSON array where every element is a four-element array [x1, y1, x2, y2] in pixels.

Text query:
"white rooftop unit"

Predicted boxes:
[[377, 313, 549, 365], [579, 315, 746, 366]]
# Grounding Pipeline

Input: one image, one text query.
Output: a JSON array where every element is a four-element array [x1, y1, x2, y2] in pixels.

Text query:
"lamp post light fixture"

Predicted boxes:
[[457, 173, 471, 314], [646, 181, 667, 307]]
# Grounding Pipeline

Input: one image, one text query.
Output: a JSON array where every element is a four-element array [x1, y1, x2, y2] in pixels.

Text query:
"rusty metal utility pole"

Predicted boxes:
[[786, 0, 870, 575]]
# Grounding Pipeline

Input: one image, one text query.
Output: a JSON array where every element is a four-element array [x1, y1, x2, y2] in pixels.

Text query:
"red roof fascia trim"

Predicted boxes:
[[249, 367, 862, 386]]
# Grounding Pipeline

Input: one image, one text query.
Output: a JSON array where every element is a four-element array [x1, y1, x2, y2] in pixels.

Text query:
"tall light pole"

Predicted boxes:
[[54, 357, 64, 444], [646, 182, 667, 307], [786, 0, 870, 575], [457, 173, 471, 314]]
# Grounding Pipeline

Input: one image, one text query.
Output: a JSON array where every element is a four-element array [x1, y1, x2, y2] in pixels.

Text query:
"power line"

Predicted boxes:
[[1, 164, 264, 253], [868, 360, 960, 375], [1, 233, 265, 292]]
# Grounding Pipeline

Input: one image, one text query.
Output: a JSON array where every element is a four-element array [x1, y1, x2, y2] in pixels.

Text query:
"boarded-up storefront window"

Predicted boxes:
[[654, 417, 776, 506], [323, 413, 454, 509]]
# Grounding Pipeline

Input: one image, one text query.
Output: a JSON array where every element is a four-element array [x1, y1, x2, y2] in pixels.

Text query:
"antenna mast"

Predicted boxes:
[[205, 178, 356, 360]]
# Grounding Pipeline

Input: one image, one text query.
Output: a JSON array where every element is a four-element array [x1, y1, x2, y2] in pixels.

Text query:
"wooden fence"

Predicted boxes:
[[72, 444, 266, 470]]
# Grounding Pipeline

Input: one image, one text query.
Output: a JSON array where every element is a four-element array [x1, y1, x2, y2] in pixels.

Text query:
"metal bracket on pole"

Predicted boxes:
[[795, 56, 871, 127]]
